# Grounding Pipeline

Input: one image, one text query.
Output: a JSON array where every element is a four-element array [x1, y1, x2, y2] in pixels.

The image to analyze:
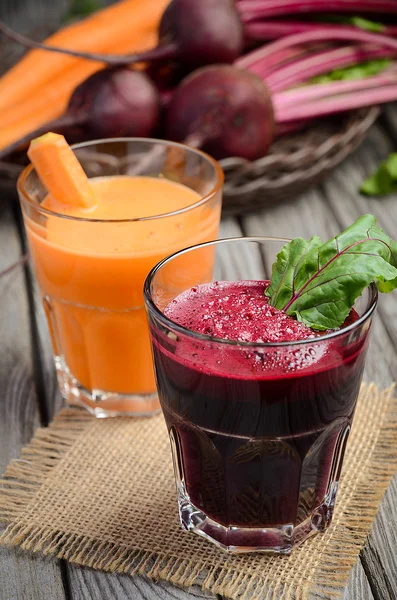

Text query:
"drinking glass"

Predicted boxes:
[[18, 139, 223, 417], [144, 237, 377, 553]]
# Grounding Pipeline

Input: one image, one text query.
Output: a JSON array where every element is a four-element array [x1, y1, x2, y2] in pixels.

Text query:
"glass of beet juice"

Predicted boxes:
[[144, 237, 377, 553]]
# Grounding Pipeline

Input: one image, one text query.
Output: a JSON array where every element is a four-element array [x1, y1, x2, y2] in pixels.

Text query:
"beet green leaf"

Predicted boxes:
[[265, 214, 397, 330]]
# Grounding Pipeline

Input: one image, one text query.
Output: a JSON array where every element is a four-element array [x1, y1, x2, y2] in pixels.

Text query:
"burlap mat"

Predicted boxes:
[[1, 383, 396, 599]]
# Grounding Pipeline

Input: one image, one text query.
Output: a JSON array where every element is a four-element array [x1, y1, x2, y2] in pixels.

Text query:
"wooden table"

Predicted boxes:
[[1, 4, 397, 600]]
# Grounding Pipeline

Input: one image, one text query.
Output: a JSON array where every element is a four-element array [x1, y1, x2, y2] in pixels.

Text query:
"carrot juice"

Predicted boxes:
[[18, 138, 223, 417]]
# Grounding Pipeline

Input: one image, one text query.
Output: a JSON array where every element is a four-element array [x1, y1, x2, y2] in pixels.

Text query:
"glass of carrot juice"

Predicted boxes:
[[17, 138, 223, 417]]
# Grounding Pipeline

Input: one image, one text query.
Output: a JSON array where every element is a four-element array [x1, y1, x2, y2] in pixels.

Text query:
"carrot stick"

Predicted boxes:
[[0, 0, 169, 113], [28, 133, 96, 209]]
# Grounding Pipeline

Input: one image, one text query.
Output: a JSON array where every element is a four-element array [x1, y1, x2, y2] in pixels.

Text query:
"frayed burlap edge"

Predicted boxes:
[[0, 383, 396, 600]]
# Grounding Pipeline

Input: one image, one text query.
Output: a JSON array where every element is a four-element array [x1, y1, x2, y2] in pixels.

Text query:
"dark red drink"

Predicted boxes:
[[150, 281, 371, 549]]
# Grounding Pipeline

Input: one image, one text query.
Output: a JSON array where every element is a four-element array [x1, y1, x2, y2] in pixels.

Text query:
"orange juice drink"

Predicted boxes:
[[18, 138, 223, 417]]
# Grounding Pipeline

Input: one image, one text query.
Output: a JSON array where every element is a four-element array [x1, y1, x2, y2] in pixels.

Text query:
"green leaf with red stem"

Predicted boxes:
[[265, 214, 397, 330]]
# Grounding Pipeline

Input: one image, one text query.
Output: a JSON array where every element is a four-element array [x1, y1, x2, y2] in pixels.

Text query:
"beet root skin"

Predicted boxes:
[[69, 67, 161, 138], [165, 65, 275, 161], [159, 0, 244, 68], [0, 67, 162, 159]]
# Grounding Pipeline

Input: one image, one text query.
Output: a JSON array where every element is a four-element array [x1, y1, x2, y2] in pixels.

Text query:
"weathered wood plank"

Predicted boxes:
[[241, 187, 341, 241], [0, 208, 34, 473], [359, 447, 397, 600], [382, 105, 397, 142], [0, 0, 69, 592], [343, 560, 374, 600], [360, 538, 396, 600], [67, 568, 216, 600], [0, 204, 66, 600], [219, 217, 243, 238], [0, 550, 66, 600]]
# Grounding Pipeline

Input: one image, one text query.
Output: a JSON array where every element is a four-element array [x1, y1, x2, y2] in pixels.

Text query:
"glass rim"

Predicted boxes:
[[17, 137, 224, 224], [144, 236, 378, 348]]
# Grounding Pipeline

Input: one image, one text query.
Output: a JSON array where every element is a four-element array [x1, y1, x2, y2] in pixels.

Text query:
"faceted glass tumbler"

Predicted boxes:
[[18, 138, 223, 417], [144, 237, 377, 553]]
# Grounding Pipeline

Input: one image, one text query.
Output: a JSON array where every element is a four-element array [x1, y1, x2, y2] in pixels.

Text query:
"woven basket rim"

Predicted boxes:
[[0, 107, 380, 217], [220, 106, 379, 215]]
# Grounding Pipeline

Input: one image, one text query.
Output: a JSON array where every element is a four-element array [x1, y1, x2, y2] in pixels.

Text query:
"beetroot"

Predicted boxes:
[[0, 67, 161, 158], [166, 65, 275, 160], [155, 0, 244, 67], [68, 67, 160, 137], [0, 0, 243, 70]]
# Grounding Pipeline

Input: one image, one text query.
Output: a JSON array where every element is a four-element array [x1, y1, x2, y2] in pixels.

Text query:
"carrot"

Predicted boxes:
[[28, 133, 96, 209], [0, 29, 158, 131], [0, 0, 169, 113], [0, 32, 157, 152], [0, 29, 157, 152]]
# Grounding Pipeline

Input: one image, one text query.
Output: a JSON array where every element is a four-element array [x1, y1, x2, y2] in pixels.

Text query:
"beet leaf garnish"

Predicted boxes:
[[265, 214, 397, 329]]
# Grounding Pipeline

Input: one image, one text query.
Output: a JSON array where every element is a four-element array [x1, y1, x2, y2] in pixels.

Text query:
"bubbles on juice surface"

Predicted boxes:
[[164, 281, 336, 378]]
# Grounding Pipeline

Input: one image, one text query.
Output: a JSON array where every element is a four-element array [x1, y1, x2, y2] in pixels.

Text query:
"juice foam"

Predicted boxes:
[[163, 281, 357, 378]]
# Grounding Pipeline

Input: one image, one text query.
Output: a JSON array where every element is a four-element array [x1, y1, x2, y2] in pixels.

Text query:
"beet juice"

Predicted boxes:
[[144, 229, 379, 554], [148, 277, 373, 551]]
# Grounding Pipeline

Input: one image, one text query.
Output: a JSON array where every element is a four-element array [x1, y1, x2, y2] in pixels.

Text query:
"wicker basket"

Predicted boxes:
[[0, 107, 379, 214], [219, 106, 380, 216]]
